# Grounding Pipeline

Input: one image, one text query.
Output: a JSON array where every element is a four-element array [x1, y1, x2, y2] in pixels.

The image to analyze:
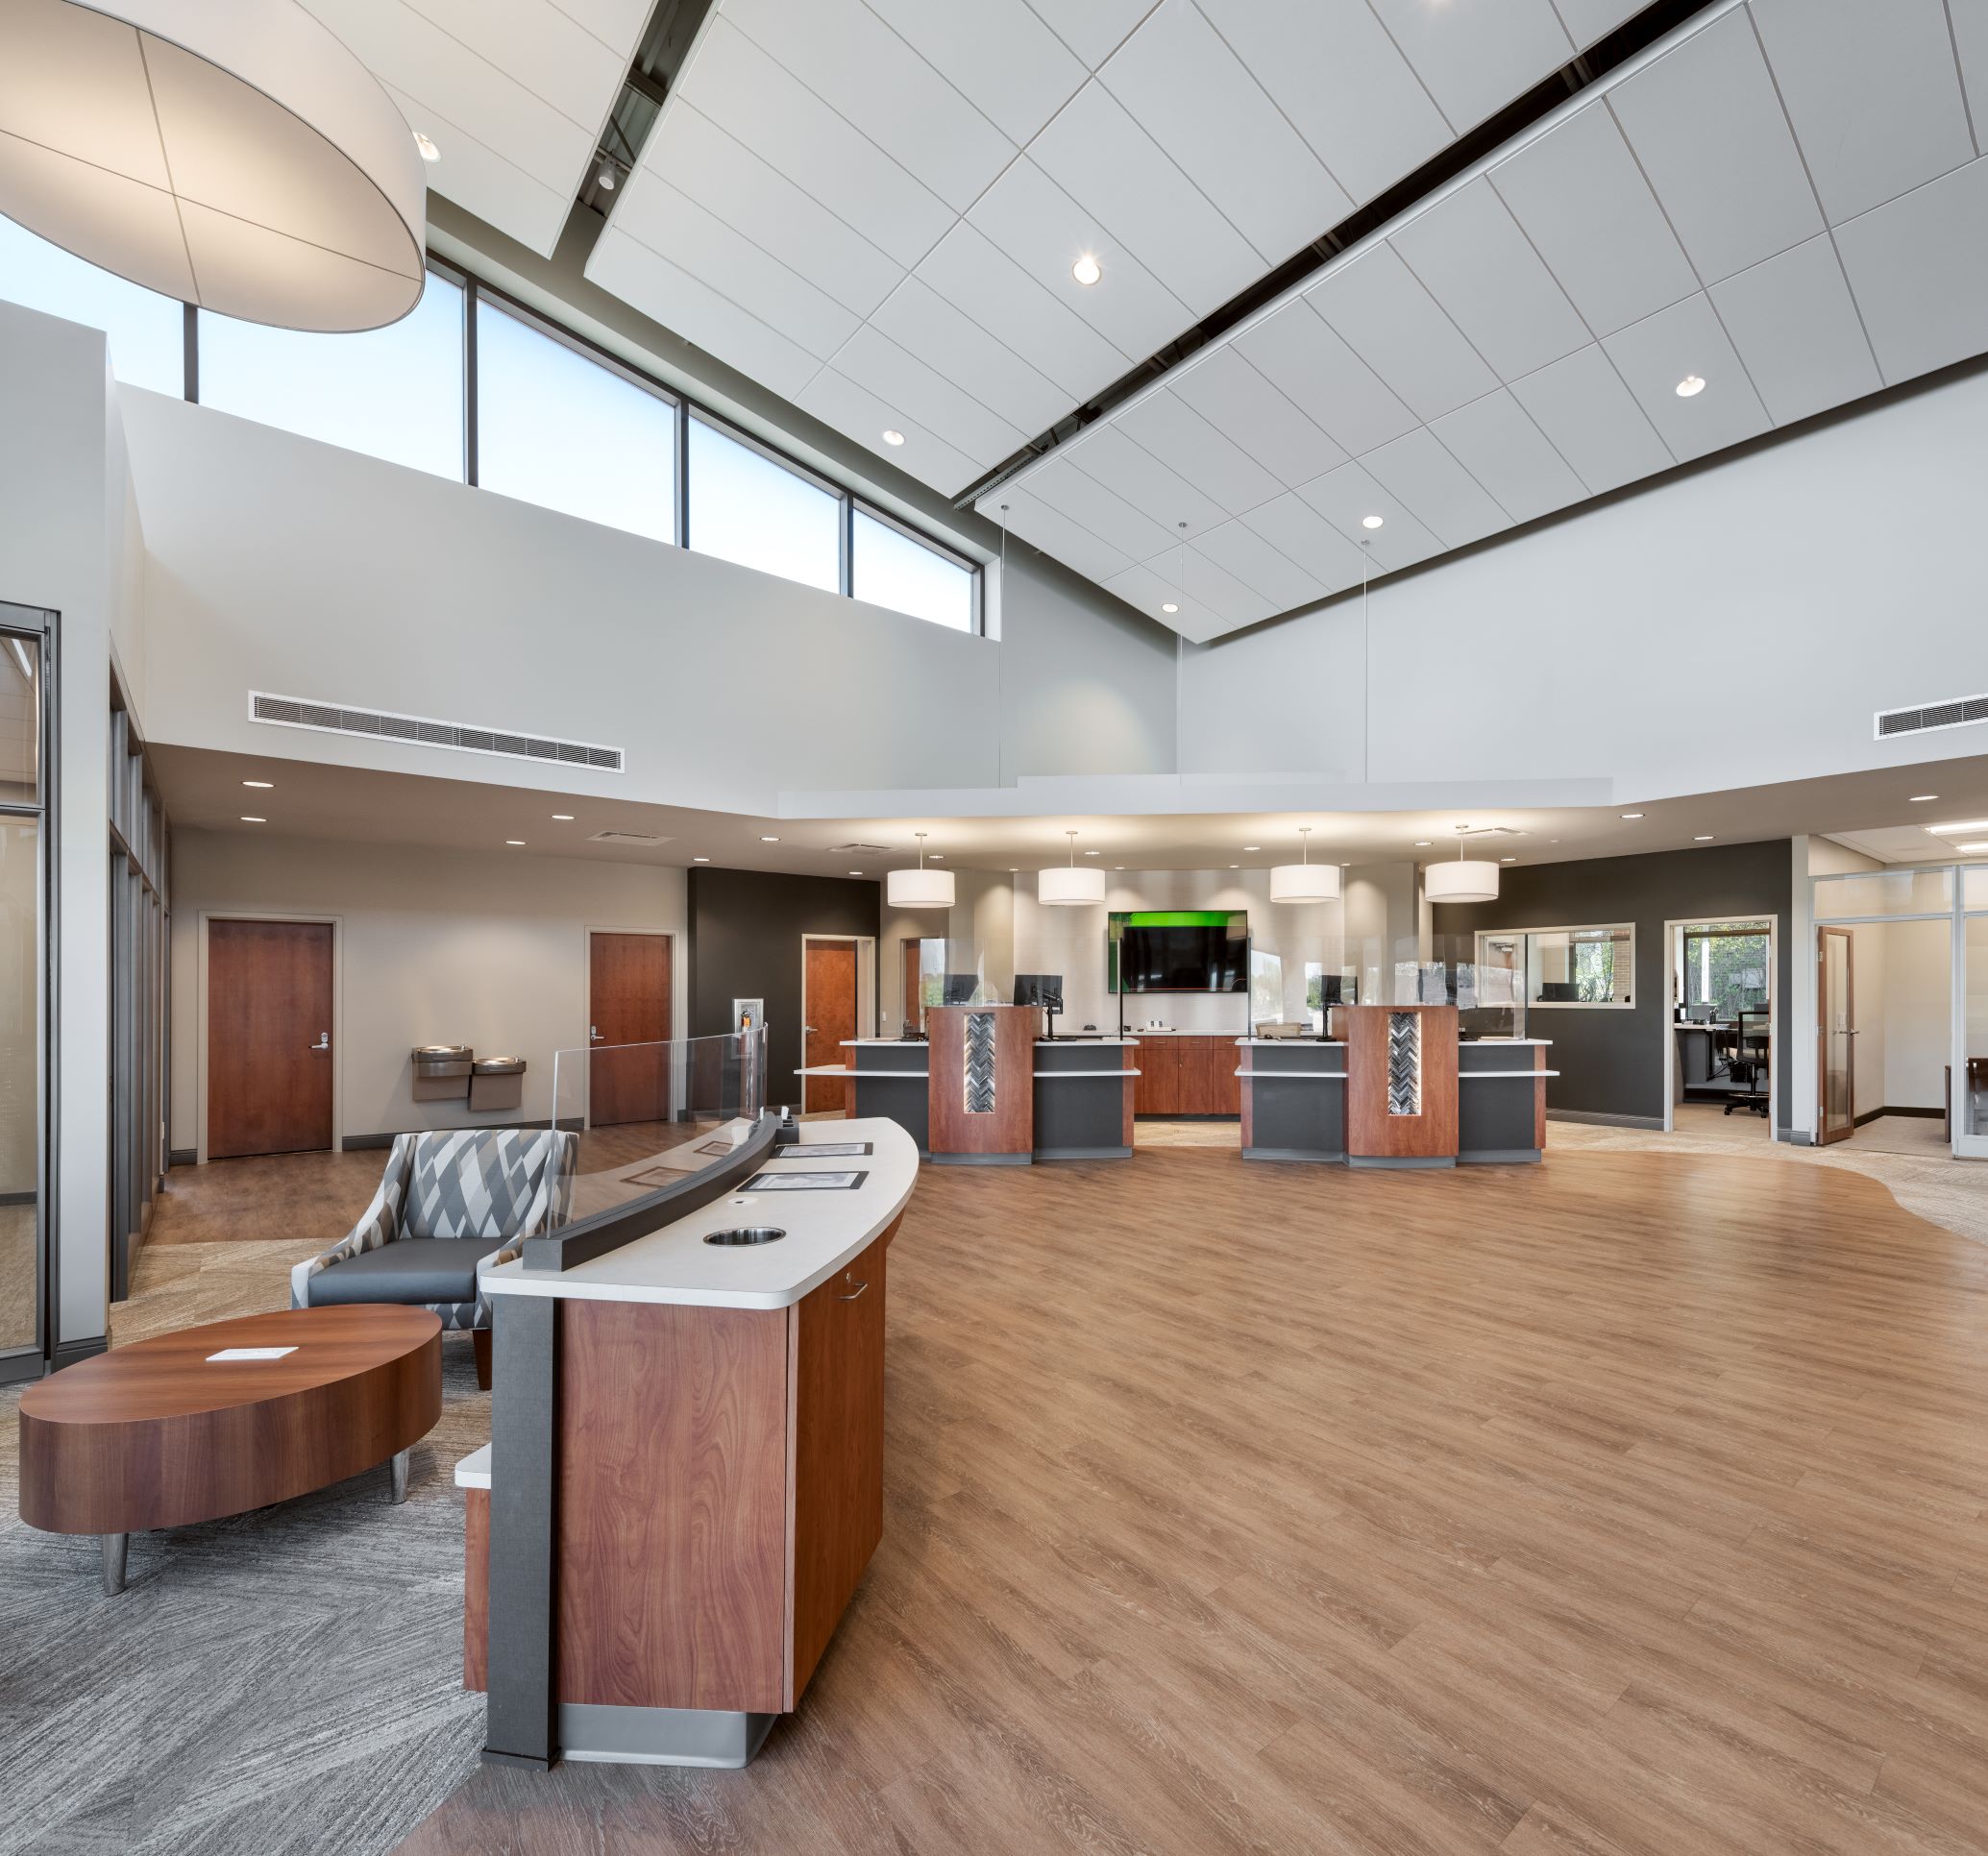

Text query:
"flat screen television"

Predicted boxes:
[[1110, 911, 1247, 994]]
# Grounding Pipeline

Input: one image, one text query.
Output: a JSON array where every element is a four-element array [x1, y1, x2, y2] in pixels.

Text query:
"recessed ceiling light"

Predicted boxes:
[[1927, 818, 1988, 834], [759, 835, 780, 843], [1115, 866, 1124, 870], [1229, 865, 1239, 869], [1500, 856, 1517, 863], [1162, 601, 1179, 614], [881, 428, 905, 446], [1083, 850, 1100, 856], [1243, 844, 1261, 851], [413, 132, 441, 163], [241, 779, 274, 789], [848, 868, 864, 875], [1909, 794, 1939, 802], [240, 815, 265, 823], [1675, 374, 1706, 397], [505, 840, 525, 846], [1621, 812, 1644, 819], [1413, 841, 1433, 847], [693, 855, 710, 863], [1955, 842, 1988, 853], [1361, 515, 1385, 529], [552, 813, 574, 821], [929, 853, 944, 860], [1694, 834, 1714, 842], [1072, 254, 1102, 286]]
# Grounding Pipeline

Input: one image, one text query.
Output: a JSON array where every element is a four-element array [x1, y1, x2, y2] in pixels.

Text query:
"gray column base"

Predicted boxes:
[[1241, 1146, 1346, 1163], [1034, 1145, 1133, 1160], [1346, 1155, 1456, 1169], [928, 1151, 1032, 1166], [101, 1533, 128, 1596], [1457, 1148, 1543, 1164], [559, 1702, 777, 1769]]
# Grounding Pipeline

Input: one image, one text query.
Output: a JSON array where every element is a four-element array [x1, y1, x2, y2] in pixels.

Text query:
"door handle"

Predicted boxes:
[[589, 1025, 604, 1042], [308, 1033, 330, 1052], [838, 1274, 869, 1301], [803, 1025, 820, 1036]]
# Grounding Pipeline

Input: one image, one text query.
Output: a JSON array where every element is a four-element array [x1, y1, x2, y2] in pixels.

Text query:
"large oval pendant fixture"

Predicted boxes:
[[1039, 830, 1105, 906], [0, 0, 428, 330], [1426, 831, 1499, 905], [886, 832, 953, 909], [1269, 826, 1340, 903]]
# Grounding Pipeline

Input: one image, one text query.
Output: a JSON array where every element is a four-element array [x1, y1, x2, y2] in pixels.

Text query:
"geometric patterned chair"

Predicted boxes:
[[289, 1128, 577, 1389]]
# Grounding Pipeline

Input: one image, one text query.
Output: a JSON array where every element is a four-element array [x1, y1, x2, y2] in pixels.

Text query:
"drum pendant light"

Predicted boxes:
[[887, 832, 953, 909], [1425, 832, 1499, 905], [1270, 826, 1340, 903], [1039, 830, 1105, 906], [0, 0, 428, 330]]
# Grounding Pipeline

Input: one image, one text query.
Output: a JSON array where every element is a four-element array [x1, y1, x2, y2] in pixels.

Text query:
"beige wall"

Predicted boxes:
[[171, 829, 686, 1151]]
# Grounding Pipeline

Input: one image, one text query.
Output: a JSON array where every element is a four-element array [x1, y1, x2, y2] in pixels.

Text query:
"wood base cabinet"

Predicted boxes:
[[1133, 1038, 1240, 1117]]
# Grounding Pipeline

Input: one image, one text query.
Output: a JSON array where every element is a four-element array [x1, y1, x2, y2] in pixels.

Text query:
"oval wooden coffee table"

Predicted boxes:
[[18, 1306, 442, 1594]]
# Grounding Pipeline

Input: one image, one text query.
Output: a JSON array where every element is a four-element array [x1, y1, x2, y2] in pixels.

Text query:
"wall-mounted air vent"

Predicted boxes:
[[826, 842, 893, 855], [250, 692, 623, 771], [589, 828, 668, 845], [1876, 694, 1988, 740]]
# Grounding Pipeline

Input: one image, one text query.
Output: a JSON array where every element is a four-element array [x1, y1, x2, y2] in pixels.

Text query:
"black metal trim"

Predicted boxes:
[[463, 276, 479, 487], [182, 302, 197, 403]]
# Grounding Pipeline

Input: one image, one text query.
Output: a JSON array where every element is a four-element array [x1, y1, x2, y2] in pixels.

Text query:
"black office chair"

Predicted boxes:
[[1725, 1006, 1771, 1116]]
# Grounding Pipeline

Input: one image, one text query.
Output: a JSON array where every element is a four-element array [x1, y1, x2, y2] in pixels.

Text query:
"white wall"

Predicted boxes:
[[1180, 365, 1988, 803], [170, 830, 686, 1150], [1881, 916, 1951, 1111]]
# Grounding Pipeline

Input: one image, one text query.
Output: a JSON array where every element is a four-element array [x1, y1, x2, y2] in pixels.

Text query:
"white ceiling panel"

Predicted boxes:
[[1601, 293, 1771, 462], [722, 0, 1014, 214], [1608, 6, 1824, 285], [1236, 494, 1370, 594], [398, 0, 621, 127], [866, 0, 1087, 146], [1170, 546, 1279, 629], [1507, 344, 1673, 494], [552, 0, 653, 43], [1548, 0, 1643, 40], [1114, 388, 1284, 515], [796, 365, 982, 488], [1024, 0, 1159, 70], [1364, 0, 1574, 134], [1489, 103, 1698, 337], [831, 325, 1028, 468], [1707, 235, 1880, 427], [1953, 0, 1988, 126], [1235, 301, 1419, 458], [996, 487, 1136, 586], [1102, 559, 1229, 644], [1388, 178, 1589, 382], [1026, 455, 1181, 560], [375, 77, 569, 257], [1294, 462, 1445, 574], [1188, 520, 1319, 613], [1749, 0, 1976, 225], [1360, 427, 1511, 548], [1166, 348, 1347, 487], [1064, 426, 1229, 538], [1027, 79, 1265, 314], [1305, 243, 1500, 425], [1834, 157, 1988, 383], [869, 277, 1073, 438], [1428, 389, 1587, 525], [1096, 0, 1349, 265]]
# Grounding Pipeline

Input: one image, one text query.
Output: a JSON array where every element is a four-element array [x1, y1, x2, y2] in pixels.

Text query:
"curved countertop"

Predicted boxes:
[[482, 1117, 918, 1311]]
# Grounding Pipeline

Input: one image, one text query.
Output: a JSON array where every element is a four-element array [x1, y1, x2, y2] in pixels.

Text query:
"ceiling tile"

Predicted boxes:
[[1750, 0, 1975, 225], [1548, 0, 1643, 42], [1063, 426, 1228, 537], [1292, 461, 1445, 572], [1363, 0, 1573, 133], [1166, 347, 1348, 486], [1428, 389, 1586, 525], [1388, 178, 1590, 381], [635, 105, 902, 318], [1360, 427, 1512, 547], [1194, 0, 1451, 202], [378, 78, 570, 258], [870, 276, 1073, 437], [1601, 293, 1771, 461], [547, 0, 653, 47], [607, 173, 862, 359], [798, 365, 981, 490], [1608, 6, 1824, 284], [913, 222, 1130, 402], [1507, 343, 1673, 493], [1238, 492, 1372, 593], [1186, 519, 1319, 612], [402, 0, 622, 128], [1305, 243, 1499, 424], [1952, 0, 1988, 134], [1489, 101, 1698, 335], [831, 325, 1028, 467], [865, 0, 1088, 145], [1027, 78, 1264, 315], [1098, 0, 1350, 264], [1113, 388, 1284, 515], [968, 156, 1196, 362], [1022, 0, 1160, 70], [1173, 545, 1280, 629], [1101, 560, 1231, 642], [722, 0, 1014, 213], [1235, 299, 1419, 457], [587, 227, 822, 400], [1707, 233, 1879, 426], [1026, 454, 1181, 560], [677, 16, 953, 268], [1834, 156, 1988, 384], [995, 488, 1137, 584]]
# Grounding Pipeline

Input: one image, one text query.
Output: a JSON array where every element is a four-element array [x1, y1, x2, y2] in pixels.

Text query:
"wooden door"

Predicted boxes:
[[804, 939, 859, 1113], [589, 933, 673, 1128], [208, 919, 333, 1160], [1817, 927, 1854, 1144], [1179, 1037, 1240, 1115], [900, 940, 925, 1037]]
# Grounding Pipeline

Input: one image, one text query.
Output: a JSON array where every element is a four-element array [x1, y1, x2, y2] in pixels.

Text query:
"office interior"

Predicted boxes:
[[5, 1, 1988, 1849]]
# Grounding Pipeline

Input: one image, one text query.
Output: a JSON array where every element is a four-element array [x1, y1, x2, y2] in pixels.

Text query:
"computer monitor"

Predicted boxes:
[[942, 972, 979, 1006], [1538, 981, 1581, 1003], [1012, 974, 1063, 1011], [1687, 1001, 1714, 1022]]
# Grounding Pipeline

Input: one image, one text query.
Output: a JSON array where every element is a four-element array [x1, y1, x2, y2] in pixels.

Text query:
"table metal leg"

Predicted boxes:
[[389, 1447, 410, 1504], [100, 1533, 128, 1596]]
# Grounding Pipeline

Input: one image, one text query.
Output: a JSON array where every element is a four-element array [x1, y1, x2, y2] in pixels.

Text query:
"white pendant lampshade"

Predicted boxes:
[[886, 832, 954, 909], [1425, 859, 1500, 905], [0, 0, 428, 331], [1269, 826, 1340, 903], [1039, 830, 1106, 906]]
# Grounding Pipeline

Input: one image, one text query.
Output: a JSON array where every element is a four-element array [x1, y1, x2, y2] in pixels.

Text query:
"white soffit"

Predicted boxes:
[[585, 0, 1638, 496], [301, 0, 653, 257], [979, 0, 1988, 642]]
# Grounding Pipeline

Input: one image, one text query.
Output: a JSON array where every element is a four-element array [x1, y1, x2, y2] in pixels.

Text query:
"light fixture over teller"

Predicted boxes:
[[1039, 831, 1106, 906], [0, 0, 428, 330], [1424, 829, 1500, 905], [886, 832, 953, 909], [1270, 826, 1340, 903]]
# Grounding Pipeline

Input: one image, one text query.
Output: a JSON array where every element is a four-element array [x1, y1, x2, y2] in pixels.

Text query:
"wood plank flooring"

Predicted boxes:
[[396, 1147, 1988, 1856]]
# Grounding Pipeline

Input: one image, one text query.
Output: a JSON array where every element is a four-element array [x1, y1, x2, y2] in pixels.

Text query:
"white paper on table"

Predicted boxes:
[[206, 1346, 298, 1361]]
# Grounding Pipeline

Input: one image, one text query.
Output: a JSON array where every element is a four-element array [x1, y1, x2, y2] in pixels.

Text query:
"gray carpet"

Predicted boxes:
[[0, 1338, 490, 1856]]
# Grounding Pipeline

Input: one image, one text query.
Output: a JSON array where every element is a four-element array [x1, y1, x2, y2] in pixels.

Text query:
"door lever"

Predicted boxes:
[[308, 1033, 330, 1052]]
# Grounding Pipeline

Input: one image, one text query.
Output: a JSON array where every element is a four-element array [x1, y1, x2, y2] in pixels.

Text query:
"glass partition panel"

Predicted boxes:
[[1812, 867, 1954, 918], [851, 507, 975, 630], [687, 413, 840, 591], [1966, 916, 1988, 1141], [0, 216, 184, 396], [476, 298, 677, 542], [1964, 866, 1988, 910], [198, 273, 465, 477], [0, 815, 39, 1355], [1526, 925, 1633, 1006], [0, 636, 40, 805]]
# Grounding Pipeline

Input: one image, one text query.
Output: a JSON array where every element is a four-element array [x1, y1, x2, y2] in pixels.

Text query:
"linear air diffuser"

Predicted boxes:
[[249, 693, 623, 771]]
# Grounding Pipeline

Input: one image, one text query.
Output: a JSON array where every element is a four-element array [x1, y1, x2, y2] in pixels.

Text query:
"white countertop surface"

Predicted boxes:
[[455, 1444, 490, 1490], [483, 1117, 919, 1310], [1239, 1037, 1346, 1046]]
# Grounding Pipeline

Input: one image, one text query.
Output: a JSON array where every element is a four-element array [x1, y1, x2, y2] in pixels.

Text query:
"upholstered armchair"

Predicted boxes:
[[290, 1128, 577, 1388]]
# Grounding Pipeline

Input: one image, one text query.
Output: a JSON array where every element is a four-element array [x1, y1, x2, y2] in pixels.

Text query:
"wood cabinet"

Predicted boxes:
[[1133, 1038, 1179, 1114], [1131, 1038, 1239, 1117]]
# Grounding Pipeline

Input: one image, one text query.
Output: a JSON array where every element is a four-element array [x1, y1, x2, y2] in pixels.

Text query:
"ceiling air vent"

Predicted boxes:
[[1875, 694, 1988, 740], [826, 842, 894, 855], [250, 692, 623, 771], [589, 829, 669, 845]]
